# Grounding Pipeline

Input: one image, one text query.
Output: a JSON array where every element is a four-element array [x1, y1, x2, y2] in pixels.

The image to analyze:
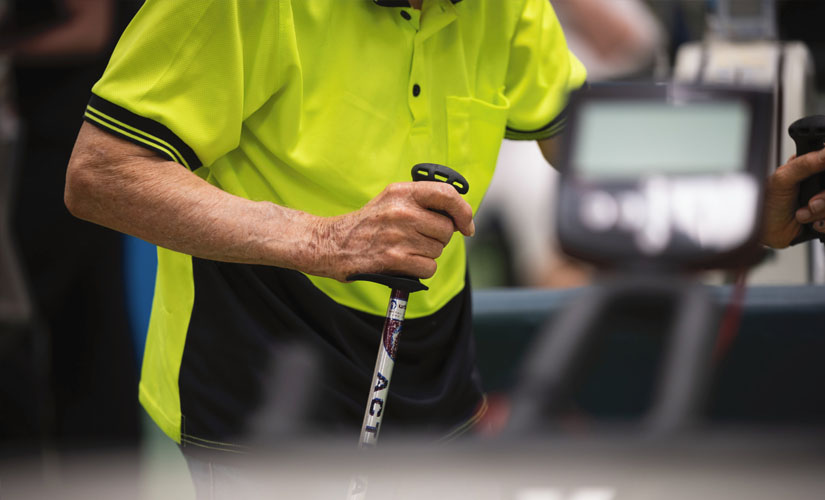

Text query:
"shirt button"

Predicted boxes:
[[400, 10, 411, 20], [412, 84, 421, 97]]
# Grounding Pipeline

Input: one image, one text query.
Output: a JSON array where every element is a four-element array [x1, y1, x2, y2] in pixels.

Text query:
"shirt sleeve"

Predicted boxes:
[[503, 0, 587, 141], [84, 0, 281, 169]]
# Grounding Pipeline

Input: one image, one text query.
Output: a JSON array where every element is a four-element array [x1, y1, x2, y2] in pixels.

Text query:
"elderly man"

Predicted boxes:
[[65, 0, 586, 461], [65, 0, 824, 480]]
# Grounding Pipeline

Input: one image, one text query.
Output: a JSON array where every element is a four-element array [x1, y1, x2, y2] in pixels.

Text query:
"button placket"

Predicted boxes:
[[408, 39, 425, 122]]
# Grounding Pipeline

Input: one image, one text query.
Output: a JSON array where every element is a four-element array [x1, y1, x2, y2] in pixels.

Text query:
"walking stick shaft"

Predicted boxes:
[[358, 288, 409, 447]]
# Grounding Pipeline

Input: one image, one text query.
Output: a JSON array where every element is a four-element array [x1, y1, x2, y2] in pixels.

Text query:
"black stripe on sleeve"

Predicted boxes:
[[84, 94, 202, 168], [84, 107, 181, 164], [504, 104, 569, 141]]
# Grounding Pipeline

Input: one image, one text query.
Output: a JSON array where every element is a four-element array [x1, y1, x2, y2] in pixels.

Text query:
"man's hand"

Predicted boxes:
[[310, 182, 475, 282], [761, 148, 825, 248]]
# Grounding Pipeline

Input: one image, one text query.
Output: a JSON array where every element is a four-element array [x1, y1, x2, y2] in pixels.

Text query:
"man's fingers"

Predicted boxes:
[[795, 189, 825, 234], [411, 236, 445, 260], [795, 192, 825, 222], [410, 182, 475, 236], [404, 255, 438, 279], [777, 148, 825, 186], [415, 209, 455, 246]]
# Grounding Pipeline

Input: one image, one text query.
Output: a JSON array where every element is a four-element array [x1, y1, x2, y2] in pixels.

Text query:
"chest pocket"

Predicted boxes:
[[445, 93, 510, 211]]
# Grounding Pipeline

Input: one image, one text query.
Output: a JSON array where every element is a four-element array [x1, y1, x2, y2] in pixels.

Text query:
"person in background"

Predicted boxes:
[[0, 0, 142, 449]]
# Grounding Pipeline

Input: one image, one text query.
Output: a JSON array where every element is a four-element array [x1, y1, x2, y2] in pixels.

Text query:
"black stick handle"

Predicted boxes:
[[789, 116, 825, 244], [411, 163, 469, 194]]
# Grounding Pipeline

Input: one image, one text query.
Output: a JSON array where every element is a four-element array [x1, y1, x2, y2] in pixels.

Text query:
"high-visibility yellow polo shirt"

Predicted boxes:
[[86, 0, 585, 444]]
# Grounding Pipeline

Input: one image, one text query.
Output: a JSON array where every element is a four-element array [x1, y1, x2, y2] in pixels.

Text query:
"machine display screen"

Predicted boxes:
[[572, 100, 751, 179]]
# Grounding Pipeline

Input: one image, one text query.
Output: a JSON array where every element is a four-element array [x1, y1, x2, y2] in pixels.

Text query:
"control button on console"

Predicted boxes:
[[579, 190, 619, 232], [617, 191, 647, 232]]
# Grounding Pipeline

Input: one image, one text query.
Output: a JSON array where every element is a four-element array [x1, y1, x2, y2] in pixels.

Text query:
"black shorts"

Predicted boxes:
[[177, 259, 484, 457]]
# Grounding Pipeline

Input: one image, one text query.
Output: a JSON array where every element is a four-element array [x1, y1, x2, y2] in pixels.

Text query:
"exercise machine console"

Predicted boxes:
[[556, 83, 773, 270]]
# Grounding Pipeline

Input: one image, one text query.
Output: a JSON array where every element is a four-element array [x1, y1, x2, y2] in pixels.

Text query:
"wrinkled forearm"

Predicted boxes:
[[65, 122, 326, 273]]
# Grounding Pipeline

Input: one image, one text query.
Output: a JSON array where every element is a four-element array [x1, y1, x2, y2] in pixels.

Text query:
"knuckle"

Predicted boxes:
[[436, 227, 453, 244], [435, 182, 454, 195], [421, 240, 443, 259], [385, 247, 406, 265], [423, 260, 437, 278], [384, 183, 408, 199], [429, 182, 454, 202], [774, 168, 794, 185], [387, 203, 412, 221]]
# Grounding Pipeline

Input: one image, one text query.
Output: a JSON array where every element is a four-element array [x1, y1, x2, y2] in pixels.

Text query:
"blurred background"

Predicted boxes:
[[1, 1, 824, 499]]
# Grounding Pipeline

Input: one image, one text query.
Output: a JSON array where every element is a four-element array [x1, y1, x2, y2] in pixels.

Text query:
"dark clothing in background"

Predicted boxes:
[[777, 0, 825, 91], [0, 0, 144, 446], [0, 0, 68, 48], [11, 63, 139, 444]]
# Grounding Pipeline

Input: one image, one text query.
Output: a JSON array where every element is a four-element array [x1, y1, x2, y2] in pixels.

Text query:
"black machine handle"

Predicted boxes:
[[347, 163, 470, 292], [788, 115, 825, 244]]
